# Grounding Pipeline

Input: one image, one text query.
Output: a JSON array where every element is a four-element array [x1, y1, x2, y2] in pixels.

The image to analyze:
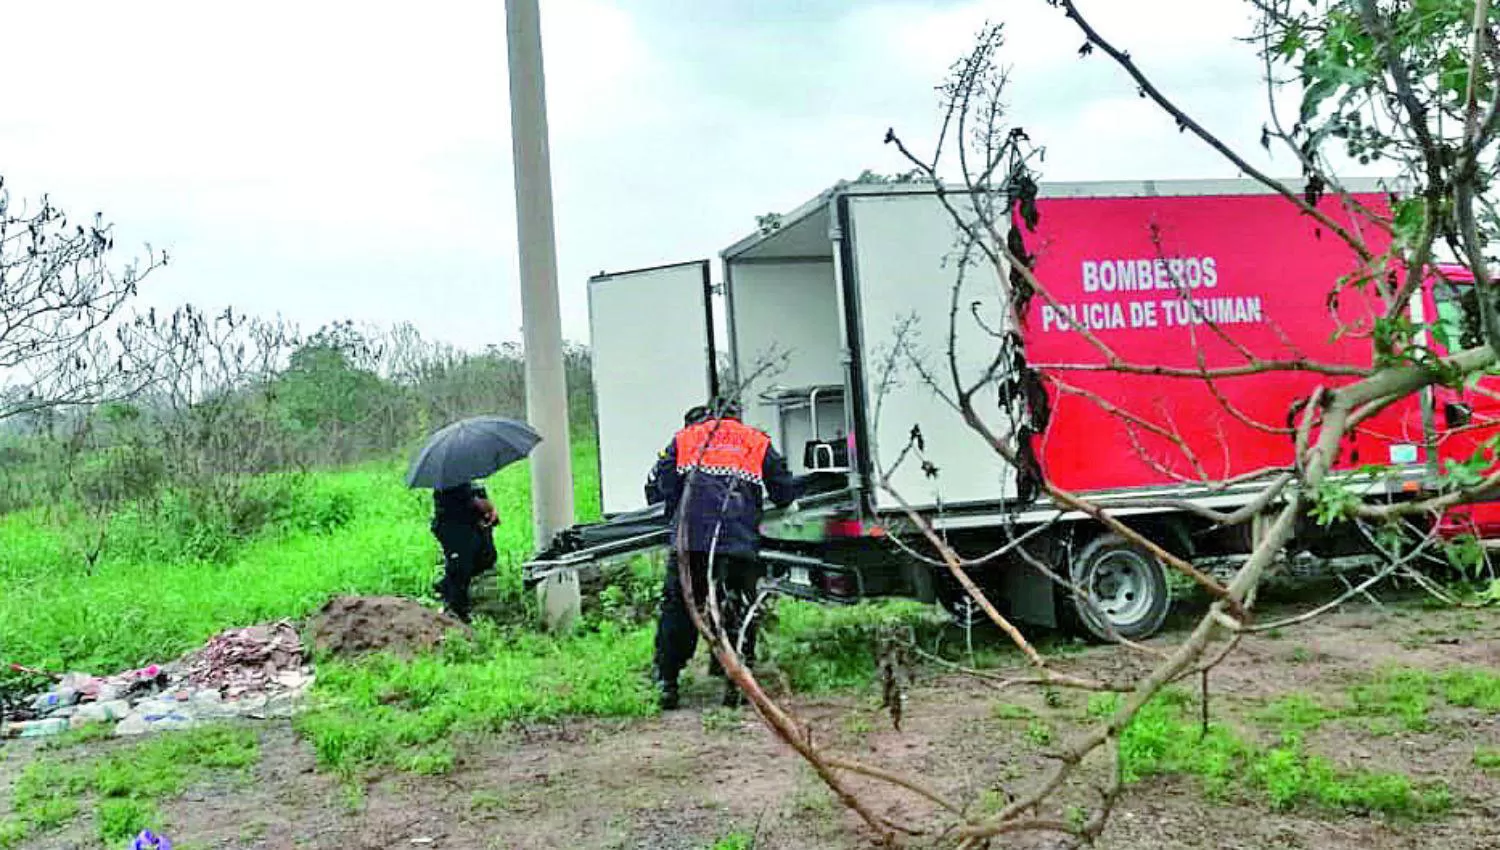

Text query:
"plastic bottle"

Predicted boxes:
[[3, 717, 70, 738], [30, 688, 80, 714]]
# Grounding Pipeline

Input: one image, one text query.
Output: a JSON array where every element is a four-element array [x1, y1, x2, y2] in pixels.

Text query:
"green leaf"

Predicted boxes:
[[1432, 321, 1456, 351], [1478, 578, 1500, 605], [1309, 480, 1361, 526], [1442, 455, 1489, 489], [1392, 198, 1428, 250], [1276, 24, 1307, 59], [1443, 535, 1487, 577], [1301, 74, 1342, 121]]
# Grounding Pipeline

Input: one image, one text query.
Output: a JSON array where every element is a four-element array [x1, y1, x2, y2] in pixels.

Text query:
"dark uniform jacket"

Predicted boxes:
[[645, 417, 801, 554], [432, 482, 489, 529]]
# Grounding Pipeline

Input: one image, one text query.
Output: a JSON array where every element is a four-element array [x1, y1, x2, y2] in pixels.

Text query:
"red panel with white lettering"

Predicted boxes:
[[1019, 191, 1418, 493]]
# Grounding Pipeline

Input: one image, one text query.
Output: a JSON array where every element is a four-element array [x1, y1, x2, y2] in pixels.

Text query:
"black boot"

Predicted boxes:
[[721, 679, 745, 708], [722, 661, 750, 707], [658, 678, 680, 711], [651, 665, 680, 711], [721, 656, 755, 707]]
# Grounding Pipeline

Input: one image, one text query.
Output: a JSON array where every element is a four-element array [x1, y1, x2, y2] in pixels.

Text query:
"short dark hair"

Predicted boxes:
[[712, 395, 743, 419], [683, 405, 711, 426]]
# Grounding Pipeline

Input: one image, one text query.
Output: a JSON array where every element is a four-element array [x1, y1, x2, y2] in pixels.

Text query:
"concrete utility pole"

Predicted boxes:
[[505, 0, 579, 631]]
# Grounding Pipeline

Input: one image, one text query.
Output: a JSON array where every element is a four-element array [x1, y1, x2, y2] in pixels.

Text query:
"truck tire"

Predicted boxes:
[[935, 571, 1004, 630], [937, 581, 986, 629], [1061, 534, 1171, 642]]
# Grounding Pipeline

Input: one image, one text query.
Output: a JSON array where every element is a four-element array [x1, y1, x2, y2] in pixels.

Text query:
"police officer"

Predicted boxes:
[[646, 405, 711, 506], [646, 397, 802, 709], [431, 481, 498, 623]]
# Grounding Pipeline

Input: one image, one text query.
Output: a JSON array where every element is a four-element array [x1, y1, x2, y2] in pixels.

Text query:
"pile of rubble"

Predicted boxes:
[[2, 620, 315, 739], [178, 621, 309, 698]]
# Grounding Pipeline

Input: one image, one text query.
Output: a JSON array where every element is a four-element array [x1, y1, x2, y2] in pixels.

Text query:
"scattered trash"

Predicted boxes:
[[2, 717, 70, 738], [3, 620, 316, 739], [130, 829, 172, 850], [6, 661, 60, 681], [113, 714, 154, 737], [70, 699, 131, 728], [178, 621, 304, 698], [31, 688, 81, 714]]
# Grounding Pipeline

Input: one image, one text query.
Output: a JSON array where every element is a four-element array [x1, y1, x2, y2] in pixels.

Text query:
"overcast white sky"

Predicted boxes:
[[2, 0, 1315, 350]]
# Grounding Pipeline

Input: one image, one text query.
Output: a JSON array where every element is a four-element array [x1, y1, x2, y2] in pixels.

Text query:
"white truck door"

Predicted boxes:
[[846, 193, 1017, 511], [588, 260, 717, 516]]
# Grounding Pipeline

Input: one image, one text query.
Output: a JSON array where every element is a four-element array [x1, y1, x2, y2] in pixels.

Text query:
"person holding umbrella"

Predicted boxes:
[[430, 481, 499, 622], [406, 416, 542, 622]]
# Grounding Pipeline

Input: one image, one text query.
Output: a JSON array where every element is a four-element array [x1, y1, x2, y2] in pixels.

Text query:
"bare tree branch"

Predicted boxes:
[[1049, 0, 1377, 261]]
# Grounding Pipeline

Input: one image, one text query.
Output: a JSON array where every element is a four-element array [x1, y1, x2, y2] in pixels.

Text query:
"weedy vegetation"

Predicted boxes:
[[0, 726, 258, 848]]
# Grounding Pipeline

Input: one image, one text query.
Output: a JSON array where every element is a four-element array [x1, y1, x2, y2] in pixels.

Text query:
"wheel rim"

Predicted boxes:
[[1087, 551, 1155, 629]]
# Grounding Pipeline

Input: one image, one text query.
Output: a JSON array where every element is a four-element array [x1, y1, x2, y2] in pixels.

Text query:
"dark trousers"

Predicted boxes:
[[432, 520, 497, 619], [653, 550, 765, 684]]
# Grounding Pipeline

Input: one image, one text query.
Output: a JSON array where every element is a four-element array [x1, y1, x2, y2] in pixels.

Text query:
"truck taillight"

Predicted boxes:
[[825, 519, 885, 538]]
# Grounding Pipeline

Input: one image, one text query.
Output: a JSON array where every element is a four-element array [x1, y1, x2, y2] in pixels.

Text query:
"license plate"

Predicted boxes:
[[789, 567, 812, 586]]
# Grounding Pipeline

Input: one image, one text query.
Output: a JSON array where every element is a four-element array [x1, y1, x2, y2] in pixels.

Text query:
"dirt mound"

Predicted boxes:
[[308, 596, 469, 659]]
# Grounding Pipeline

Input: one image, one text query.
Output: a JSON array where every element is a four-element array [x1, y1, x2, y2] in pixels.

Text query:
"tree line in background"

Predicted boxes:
[[0, 176, 597, 562]]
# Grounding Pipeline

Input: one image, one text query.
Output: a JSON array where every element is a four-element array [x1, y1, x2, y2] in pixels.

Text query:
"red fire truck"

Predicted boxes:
[[528, 178, 1483, 640]]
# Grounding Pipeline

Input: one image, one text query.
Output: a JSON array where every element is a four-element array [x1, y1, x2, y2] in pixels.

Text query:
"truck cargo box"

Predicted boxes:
[[565, 177, 1443, 642]]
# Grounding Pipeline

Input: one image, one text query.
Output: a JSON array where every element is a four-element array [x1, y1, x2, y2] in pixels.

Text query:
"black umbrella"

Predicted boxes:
[[405, 416, 542, 490]]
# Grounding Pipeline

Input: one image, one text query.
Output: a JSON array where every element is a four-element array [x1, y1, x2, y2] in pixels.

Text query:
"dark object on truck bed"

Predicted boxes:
[[525, 504, 671, 588]]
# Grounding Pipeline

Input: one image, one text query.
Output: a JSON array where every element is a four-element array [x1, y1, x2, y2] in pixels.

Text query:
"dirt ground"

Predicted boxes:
[[307, 595, 470, 659], [4, 601, 1498, 850]]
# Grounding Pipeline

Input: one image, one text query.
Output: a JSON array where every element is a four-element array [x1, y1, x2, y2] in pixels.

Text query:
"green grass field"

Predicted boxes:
[[0, 435, 947, 843], [2, 440, 1486, 846], [0, 442, 603, 680], [0, 436, 933, 754], [2, 726, 259, 848]]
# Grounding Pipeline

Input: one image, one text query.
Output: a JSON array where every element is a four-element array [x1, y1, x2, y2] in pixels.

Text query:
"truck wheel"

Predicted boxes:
[[935, 572, 1001, 630], [1062, 534, 1171, 642], [938, 583, 985, 629]]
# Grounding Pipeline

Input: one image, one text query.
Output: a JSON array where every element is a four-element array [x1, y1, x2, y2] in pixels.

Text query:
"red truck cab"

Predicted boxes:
[[1424, 264, 1500, 539]]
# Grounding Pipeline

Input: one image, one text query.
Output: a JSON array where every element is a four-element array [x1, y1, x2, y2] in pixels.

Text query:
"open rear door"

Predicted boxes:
[[589, 260, 717, 516], [844, 193, 1016, 512]]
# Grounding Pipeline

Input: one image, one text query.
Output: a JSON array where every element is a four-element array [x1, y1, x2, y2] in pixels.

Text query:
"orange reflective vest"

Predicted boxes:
[[673, 418, 770, 484]]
